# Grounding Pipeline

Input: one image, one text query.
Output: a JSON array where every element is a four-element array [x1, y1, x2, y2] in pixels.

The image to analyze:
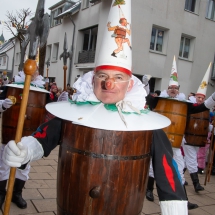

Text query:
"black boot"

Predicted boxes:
[[183, 184, 198, 210], [111, 52, 117, 57], [0, 180, 7, 209], [190, 172, 204, 192], [146, 176, 154, 202], [198, 167, 204, 174], [12, 179, 27, 209]]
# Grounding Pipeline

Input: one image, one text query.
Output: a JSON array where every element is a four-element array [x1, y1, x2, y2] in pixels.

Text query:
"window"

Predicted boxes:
[[82, 27, 98, 51], [150, 27, 164, 52], [50, 7, 63, 27], [206, 0, 215, 21], [179, 34, 195, 60], [0, 57, 2, 66], [52, 43, 59, 61], [185, 0, 200, 14], [46, 44, 52, 61], [82, 0, 90, 9], [2, 56, 6, 66], [16, 53, 21, 65], [78, 26, 98, 63]]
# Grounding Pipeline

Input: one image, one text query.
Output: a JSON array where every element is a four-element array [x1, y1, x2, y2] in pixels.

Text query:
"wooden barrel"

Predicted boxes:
[[2, 86, 47, 144], [154, 98, 187, 148], [57, 121, 152, 215], [185, 110, 209, 147]]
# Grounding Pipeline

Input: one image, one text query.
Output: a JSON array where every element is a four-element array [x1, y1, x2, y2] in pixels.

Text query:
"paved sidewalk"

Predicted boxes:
[[1, 145, 215, 215]]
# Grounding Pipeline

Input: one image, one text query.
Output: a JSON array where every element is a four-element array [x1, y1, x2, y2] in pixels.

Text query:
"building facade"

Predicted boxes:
[[13, 0, 215, 97]]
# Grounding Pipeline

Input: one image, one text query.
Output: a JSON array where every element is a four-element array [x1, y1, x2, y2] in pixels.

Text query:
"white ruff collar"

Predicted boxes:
[[160, 90, 186, 101], [14, 71, 45, 88]]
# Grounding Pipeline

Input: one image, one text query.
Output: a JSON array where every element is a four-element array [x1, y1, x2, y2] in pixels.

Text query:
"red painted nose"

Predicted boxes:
[[105, 78, 115, 90]]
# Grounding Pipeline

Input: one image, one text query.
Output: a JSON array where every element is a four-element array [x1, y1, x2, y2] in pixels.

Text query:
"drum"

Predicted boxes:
[[2, 86, 47, 144], [185, 110, 209, 147], [154, 98, 187, 148], [114, 27, 126, 38], [57, 121, 152, 215]]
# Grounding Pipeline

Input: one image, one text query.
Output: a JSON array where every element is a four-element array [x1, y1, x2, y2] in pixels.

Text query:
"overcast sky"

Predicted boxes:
[[0, 0, 60, 40]]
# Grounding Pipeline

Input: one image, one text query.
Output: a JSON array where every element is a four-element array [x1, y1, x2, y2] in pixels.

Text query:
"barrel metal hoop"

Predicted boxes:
[[64, 145, 150, 161], [166, 132, 183, 137], [184, 142, 206, 147], [185, 132, 208, 137], [14, 103, 44, 108], [155, 110, 187, 117], [188, 116, 209, 120]]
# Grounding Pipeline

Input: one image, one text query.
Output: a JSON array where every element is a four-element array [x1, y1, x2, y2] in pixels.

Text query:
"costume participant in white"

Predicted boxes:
[[145, 57, 215, 210], [182, 63, 212, 192], [2, 1, 190, 215], [0, 70, 49, 209]]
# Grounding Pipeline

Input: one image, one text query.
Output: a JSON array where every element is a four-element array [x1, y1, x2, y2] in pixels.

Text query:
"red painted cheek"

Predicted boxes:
[[105, 78, 115, 90]]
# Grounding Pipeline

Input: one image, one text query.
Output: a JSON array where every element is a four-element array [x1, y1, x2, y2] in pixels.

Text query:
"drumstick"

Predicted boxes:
[[4, 59, 37, 215]]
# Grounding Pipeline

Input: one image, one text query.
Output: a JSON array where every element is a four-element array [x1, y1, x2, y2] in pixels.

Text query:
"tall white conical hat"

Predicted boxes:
[[95, 0, 132, 76], [196, 63, 212, 97], [169, 56, 179, 86]]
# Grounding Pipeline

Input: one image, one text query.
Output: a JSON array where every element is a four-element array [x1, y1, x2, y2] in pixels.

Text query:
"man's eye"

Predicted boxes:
[[116, 76, 123, 80]]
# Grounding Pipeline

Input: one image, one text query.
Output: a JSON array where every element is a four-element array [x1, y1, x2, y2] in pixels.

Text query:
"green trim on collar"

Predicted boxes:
[[13, 82, 45, 89], [68, 99, 150, 114]]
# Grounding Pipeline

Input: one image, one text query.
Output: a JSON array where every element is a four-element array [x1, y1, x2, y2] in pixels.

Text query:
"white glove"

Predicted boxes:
[[2, 136, 44, 167], [57, 91, 68, 102], [2, 98, 13, 109], [205, 92, 215, 109], [45, 78, 49, 83]]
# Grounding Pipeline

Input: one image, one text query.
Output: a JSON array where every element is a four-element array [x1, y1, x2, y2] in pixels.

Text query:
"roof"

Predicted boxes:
[[55, 1, 81, 20], [49, 0, 77, 10], [0, 39, 15, 55]]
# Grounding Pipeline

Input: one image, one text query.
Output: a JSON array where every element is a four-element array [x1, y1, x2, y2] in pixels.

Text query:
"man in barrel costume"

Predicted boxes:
[[145, 56, 215, 210], [182, 63, 212, 192], [2, 1, 194, 214], [0, 0, 50, 210]]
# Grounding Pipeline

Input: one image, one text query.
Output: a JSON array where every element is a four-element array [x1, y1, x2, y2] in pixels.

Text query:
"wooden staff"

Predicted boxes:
[[45, 66, 49, 91], [204, 120, 215, 185], [63, 65, 67, 91], [3, 59, 37, 215]]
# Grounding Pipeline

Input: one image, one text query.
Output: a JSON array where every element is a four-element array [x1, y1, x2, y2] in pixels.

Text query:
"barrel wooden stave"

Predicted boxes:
[[2, 87, 47, 144], [154, 98, 187, 148], [185, 110, 209, 147], [57, 121, 152, 215]]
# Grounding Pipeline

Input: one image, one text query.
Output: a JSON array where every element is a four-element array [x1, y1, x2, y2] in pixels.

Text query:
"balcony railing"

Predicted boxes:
[[78, 50, 95, 63]]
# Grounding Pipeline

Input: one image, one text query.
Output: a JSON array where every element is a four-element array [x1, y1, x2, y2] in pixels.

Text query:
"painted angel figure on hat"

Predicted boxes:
[[107, 0, 131, 58]]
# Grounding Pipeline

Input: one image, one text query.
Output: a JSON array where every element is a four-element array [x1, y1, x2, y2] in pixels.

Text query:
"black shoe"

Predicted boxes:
[[12, 194, 27, 209], [194, 183, 204, 192], [190, 172, 204, 192], [198, 167, 204, 174], [184, 181, 188, 186], [0, 194, 5, 209], [111, 52, 117, 57], [146, 190, 154, 202], [188, 201, 198, 210], [12, 179, 27, 209]]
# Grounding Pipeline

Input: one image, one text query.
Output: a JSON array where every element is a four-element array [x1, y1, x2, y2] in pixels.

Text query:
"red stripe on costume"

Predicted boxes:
[[34, 126, 48, 138], [163, 155, 175, 192], [95, 65, 132, 76]]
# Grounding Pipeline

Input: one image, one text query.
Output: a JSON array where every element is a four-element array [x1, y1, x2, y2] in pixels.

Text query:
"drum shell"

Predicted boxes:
[[57, 121, 152, 215], [154, 98, 187, 148], [2, 87, 47, 144], [185, 110, 209, 147]]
